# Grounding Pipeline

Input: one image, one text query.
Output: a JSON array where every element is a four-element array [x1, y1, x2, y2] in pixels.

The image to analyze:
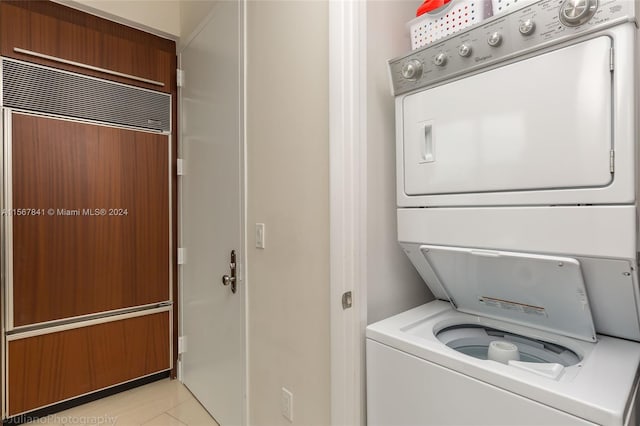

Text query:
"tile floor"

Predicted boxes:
[[23, 379, 219, 426]]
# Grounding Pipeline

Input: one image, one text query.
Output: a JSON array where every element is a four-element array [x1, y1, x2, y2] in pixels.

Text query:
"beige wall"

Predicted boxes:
[[180, 0, 218, 43], [366, 0, 433, 324], [60, 0, 181, 38], [61, 0, 220, 41], [246, 1, 331, 425]]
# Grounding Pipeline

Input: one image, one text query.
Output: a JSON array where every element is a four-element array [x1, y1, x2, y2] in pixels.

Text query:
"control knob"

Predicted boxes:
[[559, 0, 598, 27], [519, 19, 536, 35], [487, 32, 502, 47], [434, 52, 447, 67], [401, 59, 423, 81], [458, 43, 472, 57]]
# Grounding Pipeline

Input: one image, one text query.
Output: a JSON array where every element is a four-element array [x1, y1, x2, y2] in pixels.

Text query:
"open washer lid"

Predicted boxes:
[[420, 245, 597, 342]]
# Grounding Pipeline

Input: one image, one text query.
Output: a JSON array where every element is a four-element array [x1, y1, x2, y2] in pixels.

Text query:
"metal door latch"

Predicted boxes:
[[221, 250, 237, 294], [342, 291, 352, 309]]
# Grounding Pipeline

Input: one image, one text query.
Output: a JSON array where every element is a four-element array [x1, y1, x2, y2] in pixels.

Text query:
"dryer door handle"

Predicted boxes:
[[419, 122, 435, 164]]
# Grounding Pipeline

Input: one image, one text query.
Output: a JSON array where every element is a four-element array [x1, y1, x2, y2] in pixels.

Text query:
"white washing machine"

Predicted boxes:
[[367, 0, 640, 425]]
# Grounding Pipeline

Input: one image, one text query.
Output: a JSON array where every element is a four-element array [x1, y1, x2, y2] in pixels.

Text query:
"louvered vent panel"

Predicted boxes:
[[2, 59, 170, 132]]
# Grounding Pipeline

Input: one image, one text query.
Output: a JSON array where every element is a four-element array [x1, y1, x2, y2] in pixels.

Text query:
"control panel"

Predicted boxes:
[[389, 0, 635, 95]]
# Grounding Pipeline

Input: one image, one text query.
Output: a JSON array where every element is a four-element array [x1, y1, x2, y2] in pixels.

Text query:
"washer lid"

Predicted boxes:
[[420, 245, 597, 342]]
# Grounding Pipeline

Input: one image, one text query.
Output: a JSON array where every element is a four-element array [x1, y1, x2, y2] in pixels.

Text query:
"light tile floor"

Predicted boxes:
[[23, 379, 219, 426]]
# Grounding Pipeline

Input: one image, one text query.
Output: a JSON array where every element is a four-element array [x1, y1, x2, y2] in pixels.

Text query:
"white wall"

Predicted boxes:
[[180, 0, 218, 44], [59, 0, 181, 39], [61, 0, 220, 42], [366, 0, 433, 325], [246, 1, 331, 425]]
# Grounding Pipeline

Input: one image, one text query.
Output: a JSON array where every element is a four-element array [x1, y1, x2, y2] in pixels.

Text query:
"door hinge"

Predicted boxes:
[[610, 149, 615, 173], [610, 47, 614, 71], [177, 68, 184, 88], [178, 248, 186, 265], [177, 158, 185, 176], [341, 291, 353, 310], [178, 336, 187, 354]]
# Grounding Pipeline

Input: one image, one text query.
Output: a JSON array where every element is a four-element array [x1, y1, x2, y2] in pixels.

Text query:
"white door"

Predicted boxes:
[[179, 2, 244, 425]]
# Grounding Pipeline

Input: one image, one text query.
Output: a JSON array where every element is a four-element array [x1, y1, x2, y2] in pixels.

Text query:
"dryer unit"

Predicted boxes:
[[367, 1, 640, 425], [391, 1, 635, 208]]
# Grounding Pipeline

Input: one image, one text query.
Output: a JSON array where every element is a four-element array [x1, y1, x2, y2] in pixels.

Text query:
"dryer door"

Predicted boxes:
[[401, 36, 612, 197]]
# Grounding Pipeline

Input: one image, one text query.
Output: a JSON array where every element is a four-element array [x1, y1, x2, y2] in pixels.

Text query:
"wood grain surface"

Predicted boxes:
[[11, 113, 170, 326], [8, 312, 170, 415], [0, 0, 176, 93]]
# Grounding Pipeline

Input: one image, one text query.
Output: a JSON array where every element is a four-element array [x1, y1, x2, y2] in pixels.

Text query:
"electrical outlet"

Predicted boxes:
[[281, 387, 293, 422]]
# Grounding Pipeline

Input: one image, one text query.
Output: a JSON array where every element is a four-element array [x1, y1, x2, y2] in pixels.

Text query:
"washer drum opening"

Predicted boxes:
[[437, 324, 582, 366]]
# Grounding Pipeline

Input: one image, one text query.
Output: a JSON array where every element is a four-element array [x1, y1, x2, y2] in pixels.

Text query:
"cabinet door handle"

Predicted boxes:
[[13, 47, 165, 87]]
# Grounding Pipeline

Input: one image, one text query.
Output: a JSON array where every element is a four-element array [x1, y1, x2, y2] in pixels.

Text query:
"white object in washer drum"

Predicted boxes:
[[407, 0, 493, 50], [488, 340, 521, 364]]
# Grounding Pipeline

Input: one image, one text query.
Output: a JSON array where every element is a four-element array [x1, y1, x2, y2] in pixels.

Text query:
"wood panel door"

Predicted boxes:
[[9, 112, 170, 328], [8, 311, 170, 416]]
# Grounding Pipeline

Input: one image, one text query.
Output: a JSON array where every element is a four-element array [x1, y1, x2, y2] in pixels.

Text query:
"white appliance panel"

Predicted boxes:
[[419, 245, 596, 342], [397, 206, 640, 341], [402, 36, 612, 197], [367, 339, 595, 426], [397, 206, 636, 260], [366, 302, 640, 426]]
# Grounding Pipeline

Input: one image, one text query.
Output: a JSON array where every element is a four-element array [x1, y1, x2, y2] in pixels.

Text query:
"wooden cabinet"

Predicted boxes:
[[7, 311, 170, 416], [11, 113, 170, 327], [0, 0, 176, 93], [0, 1, 177, 419]]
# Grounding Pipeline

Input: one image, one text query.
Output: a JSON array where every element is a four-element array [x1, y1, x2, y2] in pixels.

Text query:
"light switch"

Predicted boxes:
[[255, 223, 265, 249]]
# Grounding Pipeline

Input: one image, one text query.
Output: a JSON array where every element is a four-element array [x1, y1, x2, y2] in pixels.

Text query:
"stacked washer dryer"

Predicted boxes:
[[367, 0, 640, 425]]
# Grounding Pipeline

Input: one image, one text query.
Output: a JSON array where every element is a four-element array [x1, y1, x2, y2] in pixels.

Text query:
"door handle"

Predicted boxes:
[[222, 274, 235, 285], [221, 250, 237, 294]]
